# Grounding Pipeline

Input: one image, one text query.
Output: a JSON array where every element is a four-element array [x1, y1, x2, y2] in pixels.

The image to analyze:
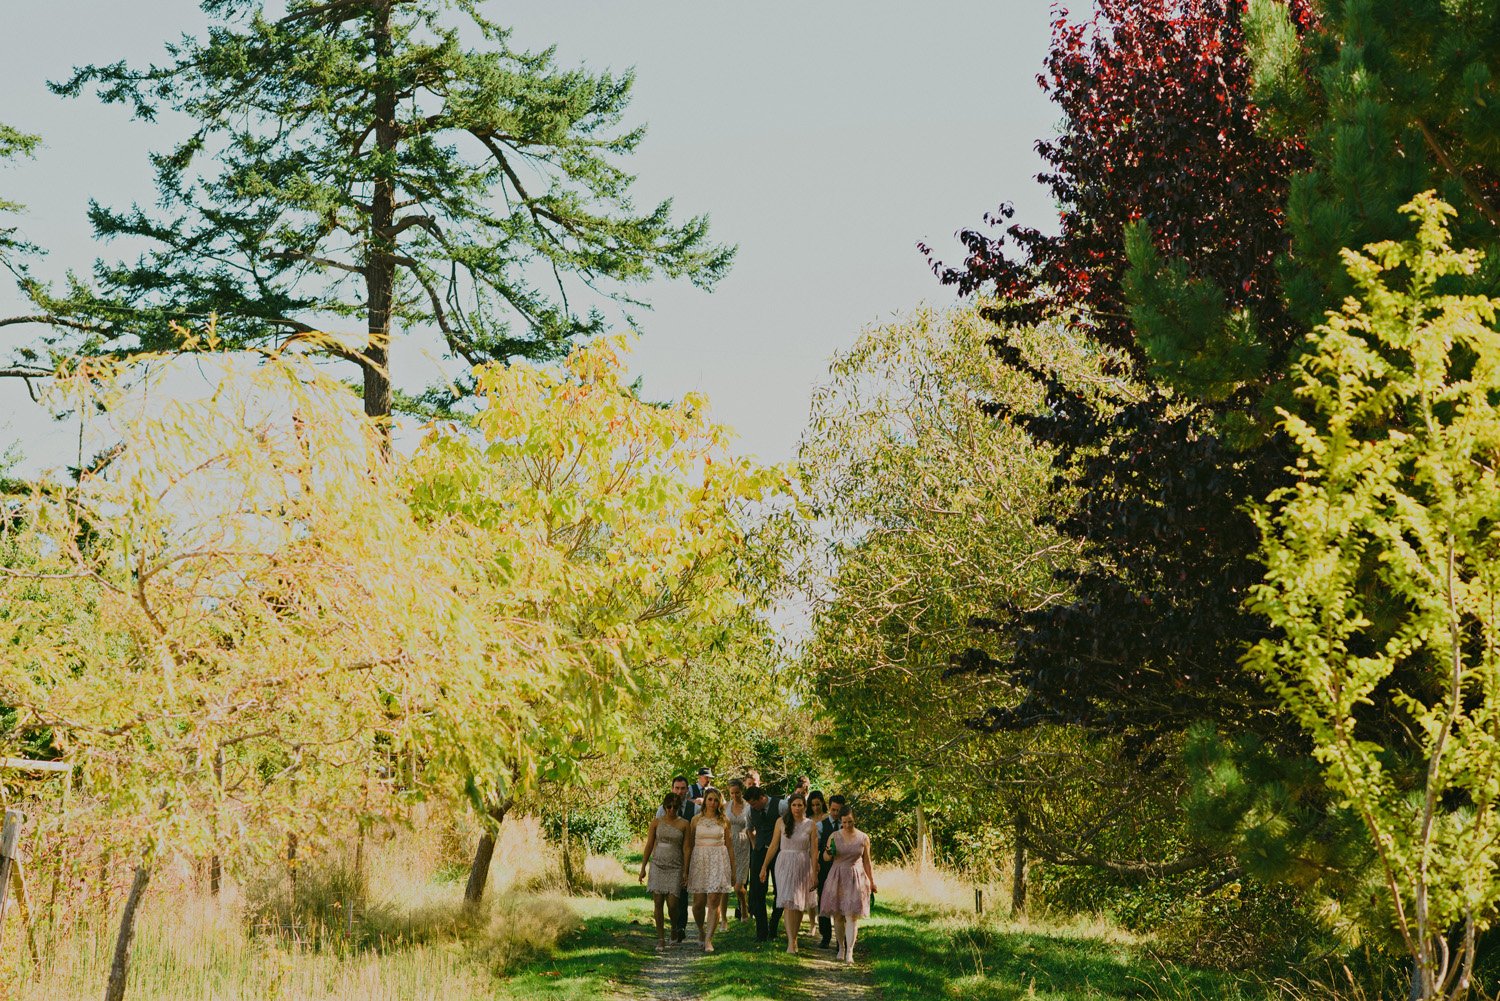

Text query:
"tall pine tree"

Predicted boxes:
[[10, 0, 732, 424]]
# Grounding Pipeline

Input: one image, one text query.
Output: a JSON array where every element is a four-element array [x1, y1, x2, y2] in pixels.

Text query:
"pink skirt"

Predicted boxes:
[[774, 848, 816, 911], [819, 861, 871, 918]]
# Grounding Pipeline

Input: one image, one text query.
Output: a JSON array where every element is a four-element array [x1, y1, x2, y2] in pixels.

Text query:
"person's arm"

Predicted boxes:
[[725, 821, 736, 878], [683, 818, 697, 879], [758, 824, 782, 882], [639, 817, 659, 883], [805, 822, 817, 887], [862, 834, 876, 895]]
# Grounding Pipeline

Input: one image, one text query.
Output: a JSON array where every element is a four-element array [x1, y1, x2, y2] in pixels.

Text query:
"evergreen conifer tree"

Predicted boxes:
[[11, 0, 732, 424]]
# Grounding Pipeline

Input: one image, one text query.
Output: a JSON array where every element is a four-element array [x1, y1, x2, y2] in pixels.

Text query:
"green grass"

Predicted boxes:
[[692, 915, 810, 1000], [497, 865, 658, 1000], [861, 900, 1259, 1001]]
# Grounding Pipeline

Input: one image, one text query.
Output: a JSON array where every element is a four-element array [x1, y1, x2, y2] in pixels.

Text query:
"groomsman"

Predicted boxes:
[[688, 767, 712, 806], [815, 794, 845, 948], [745, 785, 784, 942]]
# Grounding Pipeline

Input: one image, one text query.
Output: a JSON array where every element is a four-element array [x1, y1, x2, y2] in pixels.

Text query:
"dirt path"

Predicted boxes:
[[624, 936, 877, 1001], [631, 940, 706, 1001], [790, 948, 876, 1000]]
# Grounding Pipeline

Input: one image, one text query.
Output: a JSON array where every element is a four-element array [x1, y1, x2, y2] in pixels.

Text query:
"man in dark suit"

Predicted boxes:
[[687, 767, 712, 807], [745, 785, 784, 942]]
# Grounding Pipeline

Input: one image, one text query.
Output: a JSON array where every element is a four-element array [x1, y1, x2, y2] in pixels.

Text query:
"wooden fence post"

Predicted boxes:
[[0, 807, 41, 967], [0, 808, 19, 951], [1012, 810, 1028, 917]]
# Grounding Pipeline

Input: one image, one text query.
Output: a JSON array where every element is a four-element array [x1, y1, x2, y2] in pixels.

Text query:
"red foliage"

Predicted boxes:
[[928, 0, 1310, 363]]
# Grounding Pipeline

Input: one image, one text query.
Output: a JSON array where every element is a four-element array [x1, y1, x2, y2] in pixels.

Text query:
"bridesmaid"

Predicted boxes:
[[820, 806, 876, 963], [758, 792, 816, 955], [801, 791, 830, 939], [726, 778, 752, 925], [639, 791, 690, 950], [684, 787, 736, 952]]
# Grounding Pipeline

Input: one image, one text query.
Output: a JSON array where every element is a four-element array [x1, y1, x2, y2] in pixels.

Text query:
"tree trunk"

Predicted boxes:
[[104, 864, 151, 1001], [914, 804, 930, 873], [1012, 810, 1027, 917], [464, 830, 498, 907], [463, 798, 514, 906], [561, 811, 574, 892], [364, 0, 397, 440], [210, 746, 223, 897]]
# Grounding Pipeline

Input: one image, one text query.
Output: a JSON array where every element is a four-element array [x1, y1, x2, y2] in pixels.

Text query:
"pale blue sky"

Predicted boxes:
[[0, 1, 1058, 472]]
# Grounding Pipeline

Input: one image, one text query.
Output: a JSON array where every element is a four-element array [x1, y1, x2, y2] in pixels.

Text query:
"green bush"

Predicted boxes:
[[541, 800, 632, 857]]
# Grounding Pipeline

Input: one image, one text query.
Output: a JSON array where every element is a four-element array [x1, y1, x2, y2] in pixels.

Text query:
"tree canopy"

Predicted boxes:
[[8, 0, 732, 423]]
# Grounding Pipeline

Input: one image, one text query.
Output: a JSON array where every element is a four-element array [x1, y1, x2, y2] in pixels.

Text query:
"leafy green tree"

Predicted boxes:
[[13, 0, 731, 423], [1251, 194, 1500, 1000], [796, 305, 1218, 887], [404, 337, 789, 902]]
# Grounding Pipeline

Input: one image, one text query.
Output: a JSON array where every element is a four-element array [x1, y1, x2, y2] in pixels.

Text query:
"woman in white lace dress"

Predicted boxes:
[[684, 787, 736, 952]]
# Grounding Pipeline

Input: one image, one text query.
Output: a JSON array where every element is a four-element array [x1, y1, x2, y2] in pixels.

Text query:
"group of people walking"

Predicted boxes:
[[638, 768, 877, 962]]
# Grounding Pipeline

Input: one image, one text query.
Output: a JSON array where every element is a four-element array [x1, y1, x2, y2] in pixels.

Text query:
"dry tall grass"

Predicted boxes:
[[873, 858, 1142, 947], [2, 810, 610, 1001]]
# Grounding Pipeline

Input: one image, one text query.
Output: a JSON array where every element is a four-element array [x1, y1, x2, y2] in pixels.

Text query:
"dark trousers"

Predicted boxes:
[[749, 850, 769, 939], [749, 850, 784, 940], [672, 884, 689, 939]]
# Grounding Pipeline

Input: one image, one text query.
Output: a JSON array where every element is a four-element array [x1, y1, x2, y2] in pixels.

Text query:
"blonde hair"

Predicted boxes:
[[700, 786, 728, 825]]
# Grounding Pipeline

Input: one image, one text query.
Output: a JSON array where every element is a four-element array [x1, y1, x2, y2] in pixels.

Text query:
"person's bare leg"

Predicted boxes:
[[843, 917, 859, 963], [784, 907, 802, 954], [653, 894, 667, 949], [704, 892, 725, 951], [694, 892, 709, 942], [736, 884, 748, 921], [668, 892, 681, 943], [833, 915, 846, 959]]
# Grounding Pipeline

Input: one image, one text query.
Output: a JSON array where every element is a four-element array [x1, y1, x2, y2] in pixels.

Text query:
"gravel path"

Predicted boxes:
[[625, 935, 876, 1001], [631, 940, 706, 1001]]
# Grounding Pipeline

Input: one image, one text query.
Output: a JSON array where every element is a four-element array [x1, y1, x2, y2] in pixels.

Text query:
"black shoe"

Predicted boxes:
[[820, 935, 831, 948]]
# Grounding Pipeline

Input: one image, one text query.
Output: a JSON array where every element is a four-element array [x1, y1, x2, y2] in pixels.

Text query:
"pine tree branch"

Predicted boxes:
[[393, 255, 482, 367], [264, 249, 369, 278], [1020, 832, 1222, 878], [0, 314, 110, 334], [1416, 118, 1500, 229], [277, 0, 374, 27]]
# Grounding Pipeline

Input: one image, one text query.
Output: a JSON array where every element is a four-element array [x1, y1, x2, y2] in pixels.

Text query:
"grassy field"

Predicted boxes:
[[3, 819, 1365, 1001]]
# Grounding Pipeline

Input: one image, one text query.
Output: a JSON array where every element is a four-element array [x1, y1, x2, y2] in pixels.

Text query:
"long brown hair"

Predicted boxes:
[[782, 793, 806, 836]]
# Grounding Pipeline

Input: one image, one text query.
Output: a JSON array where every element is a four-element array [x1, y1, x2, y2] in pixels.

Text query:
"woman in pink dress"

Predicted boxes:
[[758, 792, 817, 955], [819, 806, 876, 963]]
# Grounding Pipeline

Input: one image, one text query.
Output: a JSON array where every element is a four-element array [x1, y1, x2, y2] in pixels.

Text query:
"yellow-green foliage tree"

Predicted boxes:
[[1, 344, 561, 998], [405, 336, 789, 901], [0, 335, 785, 994], [1250, 194, 1500, 1001]]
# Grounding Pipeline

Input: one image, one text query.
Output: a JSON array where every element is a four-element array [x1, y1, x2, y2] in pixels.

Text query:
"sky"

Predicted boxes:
[[0, 1, 1059, 473]]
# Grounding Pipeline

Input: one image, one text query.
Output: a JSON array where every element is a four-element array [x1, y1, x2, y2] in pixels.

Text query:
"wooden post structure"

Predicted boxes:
[[0, 758, 71, 970], [0, 808, 43, 968], [1012, 810, 1028, 916], [0, 808, 20, 951], [975, 887, 984, 915], [914, 804, 931, 873]]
